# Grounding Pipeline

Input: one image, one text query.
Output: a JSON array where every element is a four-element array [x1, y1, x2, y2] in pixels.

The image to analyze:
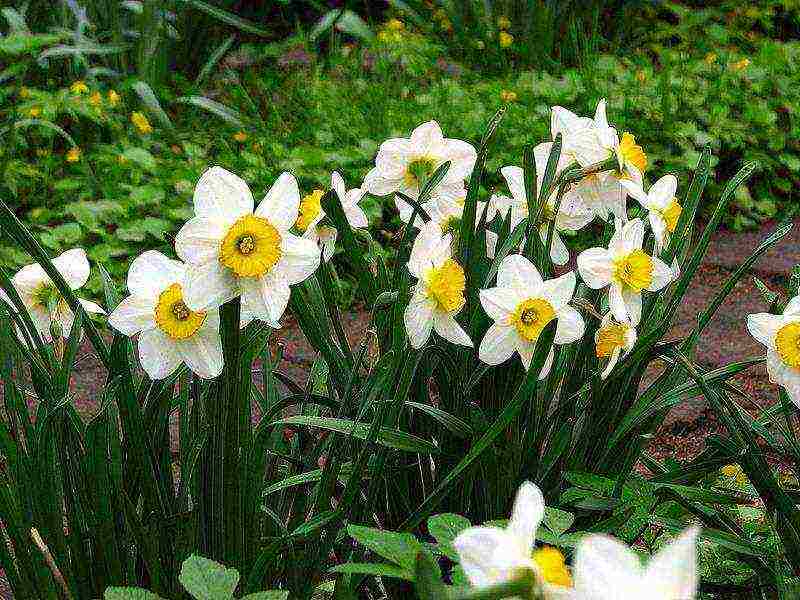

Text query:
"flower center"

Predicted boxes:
[[512, 298, 556, 342], [617, 132, 647, 175], [154, 283, 206, 340], [532, 546, 572, 588], [424, 259, 466, 313], [404, 156, 438, 188], [220, 214, 282, 278], [296, 189, 325, 231], [613, 249, 653, 292], [661, 198, 682, 233], [775, 321, 800, 370], [596, 322, 629, 357]]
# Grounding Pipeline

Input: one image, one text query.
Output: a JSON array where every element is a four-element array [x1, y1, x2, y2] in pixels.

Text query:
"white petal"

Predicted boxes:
[[601, 346, 622, 380], [28, 306, 53, 342], [452, 527, 512, 588], [479, 323, 518, 365], [374, 138, 415, 179], [175, 217, 227, 265], [537, 347, 554, 379], [408, 221, 450, 278], [182, 261, 238, 312], [644, 527, 698, 599], [78, 298, 105, 315], [433, 312, 472, 347], [577, 248, 613, 289], [127, 250, 186, 299], [594, 98, 609, 130], [647, 257, 674, 291], [441, 138, 477, 181], [766, 349, 786, 385], [784, 296, 800, 317], [550, 106, 593, 139], [608, 283, 628, 323], [11, 262, 47, 295], [108, 295, 156, 336], [747, 313, 784, 346], [343, 196, 368, 229], [540, 227, 570, 266], [649, 174, 678, 208], [566, 128, 608, 167], [240, 274, 291, 325], [485, 230, 498, 260], [255, 172, 301, 232], [363, 167, 404, 197], [331, 171, 346, 200], [619, 178, 649, 205], [622, 288, 643, 325], [395, 194, 425, 229], [497, 254, 543, 290], [138, 328, 182, 380], [274, 233, 320, 285], [178, 313, 223, 379], [500, 165, 527, 205], [574, 534, 643, 596], [52, 248, 90, 290], [193, 166, 253, 221], [620, 218, 645, 253], [479, 287, 521, 321], [555, 305, 585, 344], [778, 367, 800, 409], [410, 120, 445, 158], [508, 482, 545, 552], [649, 212, 668, 252], [404, 295, 435, 349], [540, 271, 576, 310]]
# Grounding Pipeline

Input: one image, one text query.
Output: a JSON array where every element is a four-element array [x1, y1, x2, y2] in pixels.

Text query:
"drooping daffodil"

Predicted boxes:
[[175, 167, 320, 326], [404, 220, 472, 349], [108, 251, 223, 380], [594, 313, 637, 379], [577, 218, 673, 325], [452, 481, 572, 597], [0, 248, 104, 342], [479, 254, 584, 376], [620, 174, 683, 252]]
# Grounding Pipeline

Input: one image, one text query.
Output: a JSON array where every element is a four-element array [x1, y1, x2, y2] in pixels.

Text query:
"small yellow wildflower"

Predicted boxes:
[[720, 464, 742, 478], [377, 30, 390, 42], [70, 80, 89, 95], [108, 90, 121, 107], [66, 147, 81, 163], [730, 58, 751, 71], [234, 131, 248, 143], [499, 31, 514, 48], [704, 52, 718, 64], [386, 18, 404, 31], [19, 87, 30, 99], [131, 111, 153, 134], [117, 155, 128, 165], [636, 70, 646, 83], [36, 148, 49, 158], [497, 16, 511, 30], [500, 90, 517, 103], [89, 91, 103, 107], [26, 106, 42, 118]]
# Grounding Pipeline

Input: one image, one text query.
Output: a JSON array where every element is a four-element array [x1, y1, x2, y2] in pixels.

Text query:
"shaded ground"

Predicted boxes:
[[1, 220, 797, 598]]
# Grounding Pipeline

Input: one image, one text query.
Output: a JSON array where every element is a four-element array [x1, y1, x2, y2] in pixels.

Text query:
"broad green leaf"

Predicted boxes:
[[542, 507, 575, 539], [329, 562, 410, 580], [240, 593, 289, 600], [105, 588, 166, 600], [347, 525, 422, 572], [427, 513, 471, 560], [179, 555, 239, 600], [177, 96, 247, 129]]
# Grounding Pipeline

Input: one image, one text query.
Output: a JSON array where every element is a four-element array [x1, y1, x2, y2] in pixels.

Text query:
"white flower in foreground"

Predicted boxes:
[[0, 248, 104, 341], [577, 219, 673, 325], [452, 482, 572, 596], [404, 221, 472, 349], [620, 174, 683, 252], [362, 120, 476, 203], [479, 255, 584, 376], [295, 171, 368, 262], [572, 527, 699, 599], [175, 167, 319, 325], [594, 313, 637, 379], [108, 251, 222, 380], [747, 296, 800, 407]]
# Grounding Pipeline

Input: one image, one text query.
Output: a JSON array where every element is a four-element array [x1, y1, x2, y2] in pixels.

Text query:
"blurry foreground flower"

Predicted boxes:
[[404, 221, 471, 348], [621, 174, 682, 251], [453, 482, 572, 596], [108, 251, 222, 380], [131, 111, 153, 134], [108, 90, 121, 107], [595, 313, 637, 379], [70, 80, 88, 95], [747, 295, 800, 407], [0, 248, 104, 342], [66, 147, 81, 162], [577, 218, 672, 324], [175, 167, 319, 326], [499, 31, 514, 48], [572, 527, 698, 599], [479, 255, 583, 374], [89, 91, 102, 107]]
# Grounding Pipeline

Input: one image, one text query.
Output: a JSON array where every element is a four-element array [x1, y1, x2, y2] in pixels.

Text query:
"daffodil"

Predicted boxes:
[[571, 527, 699, 599], [490, 147, 594, 266], [577, 218, 673, 325], [499, 31, 514, 48], [108, 90, 121, 107], [108, 251, 222, 380], [66, 147, 81, 162], [595, 312, 637, 379], [131, 111, 153, 134], [622, 174, 683, 251], [70, 80, 88, 95], [294, 172, 368, 262], [747, 296, 800, 407], [89, 91, 102, 107], [0, 249, 104, 342], [584, 99, 648, 184], [404, 221, 472, 348], [500, 90, 517, 103], [175, 167, 319, 326], [362, 120, 476, 209], [452, 482, 572, 596], [479, 255, 584, 375]]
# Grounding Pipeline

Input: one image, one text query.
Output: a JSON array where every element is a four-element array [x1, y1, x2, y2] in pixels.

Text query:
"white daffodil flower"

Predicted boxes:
[[175, 167, 320, 326], [572, 527, 699, 599], [479, 255, 584, 376], [452, 481, 573, 597], [747, 295, 800, 407], [594, 313, 637, 379], [0, 248, 104, 342], [295, 171, 369, 262], [108, 251, 223, 380], [404, 221, 472, 349], [490, 146, 594, 266], [362, 120, 476, 206], [620, 174, 683, 252], [577, 218, 673, 325]]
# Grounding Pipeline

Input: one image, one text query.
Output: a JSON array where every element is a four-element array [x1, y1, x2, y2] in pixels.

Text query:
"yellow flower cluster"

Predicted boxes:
[[131, 111, 153, 134], [378, 18, 405, 43]]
